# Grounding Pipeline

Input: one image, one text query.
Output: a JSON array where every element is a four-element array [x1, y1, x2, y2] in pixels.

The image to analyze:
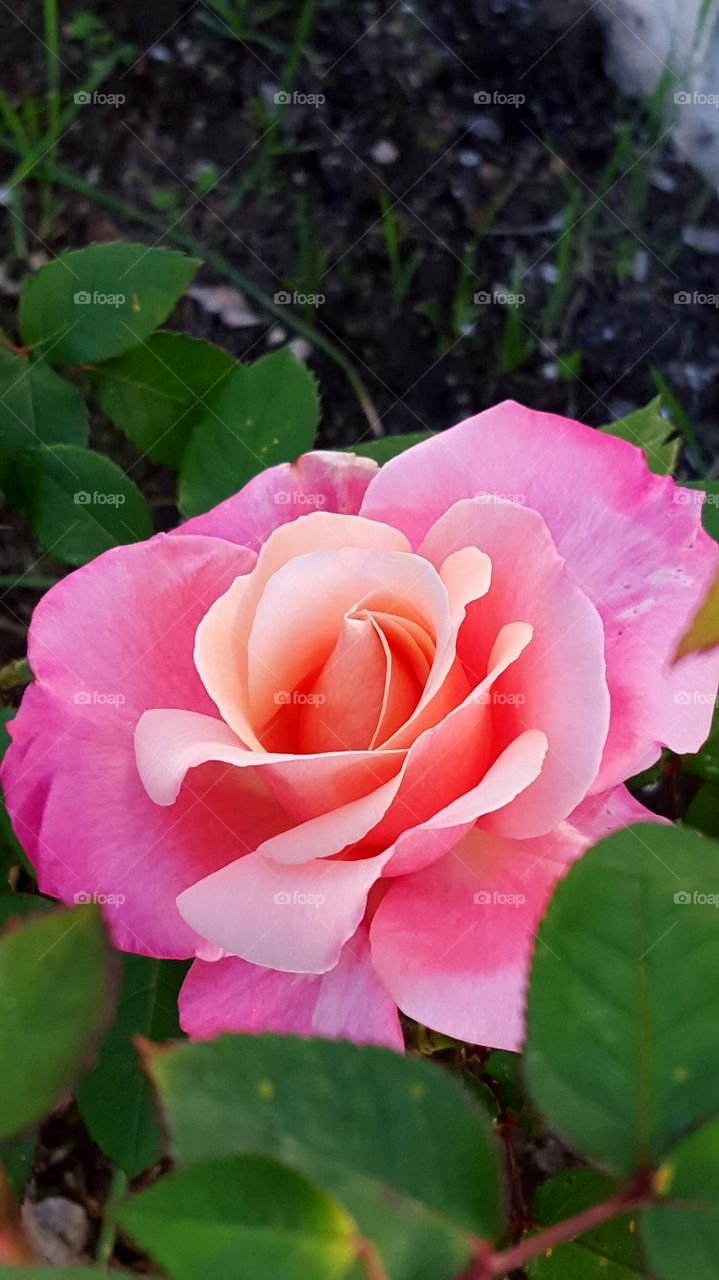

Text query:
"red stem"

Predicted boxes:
[[466, 1178, 649, 1279]]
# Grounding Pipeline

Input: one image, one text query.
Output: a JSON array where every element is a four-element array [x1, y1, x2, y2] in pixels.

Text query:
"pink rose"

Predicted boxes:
[[4, 401, 718, 1051]]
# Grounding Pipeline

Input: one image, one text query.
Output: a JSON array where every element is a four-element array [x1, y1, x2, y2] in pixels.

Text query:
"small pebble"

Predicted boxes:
[[683, 226, 719, 254], [371, 139, 399, 165]]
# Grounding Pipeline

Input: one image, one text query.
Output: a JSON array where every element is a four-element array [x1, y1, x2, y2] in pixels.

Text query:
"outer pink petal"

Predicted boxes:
[[360, 400, 719, 782], [176, 848, 392, 973], [0, 534, 279, 957], [369, 785, 659, 1050], [174, 450, 378, 547], [420, 497, 610, 836], [178, 923, 403, 1049]]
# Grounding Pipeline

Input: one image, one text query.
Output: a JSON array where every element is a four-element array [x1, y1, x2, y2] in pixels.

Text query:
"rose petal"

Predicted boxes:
[[360, 400, 719, 781], [178, 922, 403, 1049], [0, 534, 281, 958], [176, 848, 392, 973], [369, 785, 660, 1049], [420, 497, 610, 836], [175, 450, 378, 548]]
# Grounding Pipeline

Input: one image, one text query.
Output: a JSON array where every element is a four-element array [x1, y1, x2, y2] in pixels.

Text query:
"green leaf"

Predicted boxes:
[[0, 905, 113, 1139], [178, 348, 319, 517], [675, 570, 719, 659], [147, 1033, 501, 1280], [19, 243, 200, 365], [526, 1169, 642, 1278], [77, 955, 188, 1177], [0, 1127, 36, 1198], [683, 783, 719, 838], [118, 1155, 361, 1280], [91, 333, 236, 469], [345, 432, 432, 462], [524, 823, 719, 1175], [0, 711, 31, 879], [9, 443, 152, 565], [641, 1115, 719, 1279], [683, 728, 719, 781], [0, 893, 53, 928], [686, 480, 719, 545], [0, 350, 88, 479], [599, 397, 679, 475]]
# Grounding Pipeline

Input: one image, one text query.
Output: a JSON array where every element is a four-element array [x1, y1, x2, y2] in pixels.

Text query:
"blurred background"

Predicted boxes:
[[1, 0, 719, 657]]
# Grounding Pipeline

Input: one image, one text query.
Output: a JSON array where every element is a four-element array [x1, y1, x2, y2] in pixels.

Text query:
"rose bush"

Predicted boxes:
[[3, 400, 718, 1052]]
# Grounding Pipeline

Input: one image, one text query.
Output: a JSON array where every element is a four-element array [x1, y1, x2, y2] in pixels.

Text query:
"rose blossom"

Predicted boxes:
[[3, 401, 718, 1051]]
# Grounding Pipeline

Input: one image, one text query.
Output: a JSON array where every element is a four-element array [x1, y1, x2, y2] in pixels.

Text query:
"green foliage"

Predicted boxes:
[[641, 1116, 719, 1279], [77, 954, 188, 1177], [527, 1169, 643, 1278], [0, 904, 113, 1140], [19, 243, 200, 364], [146, 1033, 498, 1278], [90, 332, 236, 469], [524, 823, 719, 1175], [118, 1155, 361, 1280], [599, 397, 679, 475], [9, 443, 152, 565], [0, 350, 87, 480], [178, 347, 320, 516]]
